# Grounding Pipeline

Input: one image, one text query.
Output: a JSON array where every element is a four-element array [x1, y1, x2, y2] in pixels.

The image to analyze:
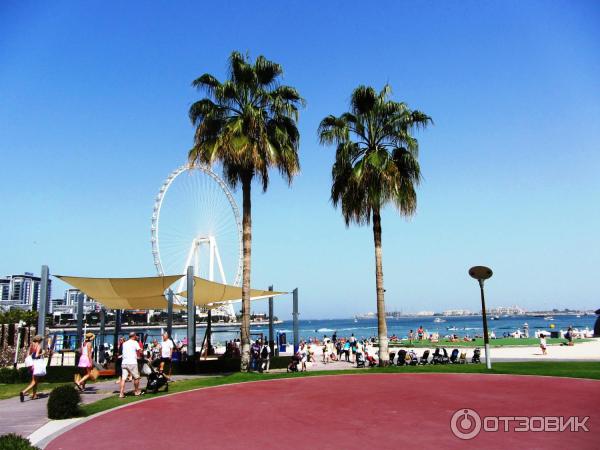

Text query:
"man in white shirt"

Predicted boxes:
[[159, 332, 174, 375], [120, 332, 142, 398], [259, 339, 271, 373]]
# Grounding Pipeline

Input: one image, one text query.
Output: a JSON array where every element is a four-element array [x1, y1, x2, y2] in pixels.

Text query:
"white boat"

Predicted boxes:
[[543, 316, 554, 321], [434, 318, 446, 323]]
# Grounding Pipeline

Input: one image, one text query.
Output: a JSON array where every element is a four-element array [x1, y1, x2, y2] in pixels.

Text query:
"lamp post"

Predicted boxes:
[[13, 320, 26, 369], [469, 266, 493, 370]]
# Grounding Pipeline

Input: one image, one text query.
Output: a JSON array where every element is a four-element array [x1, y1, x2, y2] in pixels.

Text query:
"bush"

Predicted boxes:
[[47, 385, 81, 419], [0, 367, 18, 384], [0, 433, 39, 450]]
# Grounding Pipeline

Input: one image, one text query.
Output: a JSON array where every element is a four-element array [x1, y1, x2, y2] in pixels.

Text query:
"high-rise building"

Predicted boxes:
[[64, 289, 99, 314], [0, 273, 52, 311]]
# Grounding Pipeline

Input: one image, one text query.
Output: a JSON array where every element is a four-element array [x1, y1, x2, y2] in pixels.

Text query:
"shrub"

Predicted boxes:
[[47, 385, 81, 419], [0, 433, 39, 450], [0, 367, 18, 384]]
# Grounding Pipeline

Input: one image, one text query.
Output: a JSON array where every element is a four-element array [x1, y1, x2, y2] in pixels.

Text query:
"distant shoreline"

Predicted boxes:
[[48, 320, 282, 333]]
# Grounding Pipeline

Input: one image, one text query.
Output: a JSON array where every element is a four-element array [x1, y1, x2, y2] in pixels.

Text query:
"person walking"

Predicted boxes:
[[260, 340, 271, 373], [119, 332, 142, 398], [298, 341, 308, 371], [158, 332, 174, 376], [114, 336, 124, 384], [20, 335, 44, 402], [539, 333, 547, 355], [75, 332, 95, 391], [250, 340, 261, 371]]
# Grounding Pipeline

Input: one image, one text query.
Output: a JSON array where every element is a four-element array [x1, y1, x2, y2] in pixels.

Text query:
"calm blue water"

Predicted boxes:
[[157, 315, 596, 345]]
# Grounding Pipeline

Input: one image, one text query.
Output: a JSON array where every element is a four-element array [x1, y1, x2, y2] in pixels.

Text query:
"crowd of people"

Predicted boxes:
[[289, 333, 380, 370]]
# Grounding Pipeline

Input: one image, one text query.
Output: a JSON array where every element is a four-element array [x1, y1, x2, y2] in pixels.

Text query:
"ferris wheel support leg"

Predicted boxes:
[[212, 240, 227, 285], [186, 266, 196, 359], [177, 240, 198, 297], [209, 238, 215, 282]]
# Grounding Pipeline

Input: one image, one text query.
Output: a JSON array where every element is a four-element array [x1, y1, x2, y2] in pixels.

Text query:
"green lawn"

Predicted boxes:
[[0, 381, 71, 400], [388, 337, 587, 348], [81, 361, 600, 416]]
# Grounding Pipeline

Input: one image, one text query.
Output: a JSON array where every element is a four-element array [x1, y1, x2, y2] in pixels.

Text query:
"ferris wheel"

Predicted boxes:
[[151, 163, 243, 316]]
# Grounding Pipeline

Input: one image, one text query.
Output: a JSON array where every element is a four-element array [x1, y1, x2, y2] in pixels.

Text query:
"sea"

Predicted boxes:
[[149, 314, 596, 345]]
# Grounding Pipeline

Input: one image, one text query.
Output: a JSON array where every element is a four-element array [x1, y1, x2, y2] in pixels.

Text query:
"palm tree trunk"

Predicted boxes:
[[372, 208, 389, 366], [240, 175, 252, 372]]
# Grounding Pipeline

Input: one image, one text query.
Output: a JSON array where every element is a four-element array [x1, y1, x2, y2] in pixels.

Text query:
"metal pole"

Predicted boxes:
[[37, 265, 49, 344], [292, 288, 299, 353], [13, 322, 23, 369], [186, 266, 196, 358], [167, 289, 174, 338], [113, 309, 121, 355], [479, 280, 492, 369], [268, 285, 274, 355], [207, 309, 212, 355], [76, 292, 84, 348], [98, 308, 106, 363]]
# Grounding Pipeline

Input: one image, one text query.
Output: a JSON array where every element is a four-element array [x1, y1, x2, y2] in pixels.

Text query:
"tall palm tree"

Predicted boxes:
[[318, 85, 431, 366], [188, 51, 304, 371]]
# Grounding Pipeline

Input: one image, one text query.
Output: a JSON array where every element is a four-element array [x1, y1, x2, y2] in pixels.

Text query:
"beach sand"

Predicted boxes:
[[295, 338, 600, 371]]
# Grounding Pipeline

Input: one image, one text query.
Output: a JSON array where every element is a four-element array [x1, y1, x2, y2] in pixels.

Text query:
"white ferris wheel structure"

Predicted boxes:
[[151, 163, 243, 320]]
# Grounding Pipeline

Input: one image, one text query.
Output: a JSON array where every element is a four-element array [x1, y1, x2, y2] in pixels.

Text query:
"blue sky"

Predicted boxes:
[[1, 1, 599, 319]]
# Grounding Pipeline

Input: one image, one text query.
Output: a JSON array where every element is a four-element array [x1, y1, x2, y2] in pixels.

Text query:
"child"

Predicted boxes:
[[539, 333, 547, 355]]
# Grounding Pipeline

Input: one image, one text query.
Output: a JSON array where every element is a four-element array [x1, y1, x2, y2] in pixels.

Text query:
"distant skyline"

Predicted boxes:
[[1, 2, 599, 319]]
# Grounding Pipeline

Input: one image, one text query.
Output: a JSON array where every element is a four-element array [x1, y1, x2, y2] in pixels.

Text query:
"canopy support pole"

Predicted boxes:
[[207, 309, 212, 355], [98, 308, 106, 363], [268, 285, 274, 355], [187, 266, 196, 359], [292, 288, 299, 353], [167, 289, 173, 338], [36, 265, 49, 345], [113, 309, 121, 358], [76, 292, 84, 348]]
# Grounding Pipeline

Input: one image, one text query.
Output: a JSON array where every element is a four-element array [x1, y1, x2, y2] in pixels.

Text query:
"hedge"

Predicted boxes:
[[0, 355, 294, 382], [173, 355, 290, 374], [0, 366, 77, 383]]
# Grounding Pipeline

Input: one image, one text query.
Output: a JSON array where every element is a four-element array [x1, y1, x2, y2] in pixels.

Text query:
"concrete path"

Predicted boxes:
[[0, 375, 199, 439]]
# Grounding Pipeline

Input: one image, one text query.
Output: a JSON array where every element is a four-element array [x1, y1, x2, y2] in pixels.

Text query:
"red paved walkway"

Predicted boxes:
[[47, 374, 599, 449]]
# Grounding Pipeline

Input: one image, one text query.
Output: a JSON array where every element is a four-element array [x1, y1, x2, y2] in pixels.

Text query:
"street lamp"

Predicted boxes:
[[469, 266, 493, 369], [13, 320, 26, 369]]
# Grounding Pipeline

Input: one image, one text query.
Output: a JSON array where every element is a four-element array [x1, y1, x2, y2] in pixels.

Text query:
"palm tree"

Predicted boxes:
[[188, 51, 304, 371], [318, 85, 431, 366]]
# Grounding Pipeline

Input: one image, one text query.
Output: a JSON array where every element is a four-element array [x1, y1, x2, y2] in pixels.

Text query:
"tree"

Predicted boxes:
[[188, 51, 304, 371], [318, 85, 431, 365]]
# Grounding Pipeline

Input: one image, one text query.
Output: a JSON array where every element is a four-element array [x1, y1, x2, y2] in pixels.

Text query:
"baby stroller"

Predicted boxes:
[[142, 360, 169, 394], [396, 349, 407, 366], [407, 350, 418, 366], [459, 351, 467, 364], [419, 350, 430, 365], [287, 353, 301, 372], [432, 348, 450, 365], [472, 348, 481, 364], [356, 352, 366, 368], [365, 353, 377, 367], [450, 349, 460, 364]]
